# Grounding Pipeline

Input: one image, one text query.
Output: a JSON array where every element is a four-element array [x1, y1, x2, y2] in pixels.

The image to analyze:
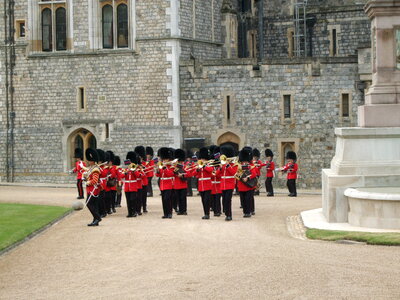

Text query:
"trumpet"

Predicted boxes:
[[158, 159, 179, 169], [220, 155, 238, 165], [82, 162, 107, 181]]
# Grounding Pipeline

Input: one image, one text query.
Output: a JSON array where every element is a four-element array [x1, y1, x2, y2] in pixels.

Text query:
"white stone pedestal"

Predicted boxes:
[[322, 127, 400, 223]]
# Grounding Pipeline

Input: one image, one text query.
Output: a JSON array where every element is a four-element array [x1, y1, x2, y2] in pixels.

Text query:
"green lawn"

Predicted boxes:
[[0, 203, 71, 252], [306, 228, 400, 246]]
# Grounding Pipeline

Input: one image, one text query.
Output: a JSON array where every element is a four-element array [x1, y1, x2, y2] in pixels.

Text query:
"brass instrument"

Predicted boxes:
[[220, 155, 238, 165], [82, 162, 106, 181], [158, 159, 179, 169]]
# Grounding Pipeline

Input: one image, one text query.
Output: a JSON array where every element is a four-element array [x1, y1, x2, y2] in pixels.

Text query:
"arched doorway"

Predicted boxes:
[[68, 128, 97, 168], [217, 131, 240, 153]]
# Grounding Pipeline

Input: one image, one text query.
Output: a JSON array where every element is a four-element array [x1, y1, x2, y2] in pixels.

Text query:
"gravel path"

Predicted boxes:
[[0, 186, 399, 299]]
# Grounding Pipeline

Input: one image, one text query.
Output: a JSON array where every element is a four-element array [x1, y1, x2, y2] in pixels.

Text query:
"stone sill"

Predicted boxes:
[[181, 56, 358, 67], [27, 49, 137, 59], [335, 127, 400, 137], [345, 187, 400, 201]]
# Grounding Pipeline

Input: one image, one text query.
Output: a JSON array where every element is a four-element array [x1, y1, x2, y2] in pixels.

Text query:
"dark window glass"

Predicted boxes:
[[342, 94, 349, 117], [105, 123, 110, 139], [56, 7, 67, 51], [332, 29, 337, 56], [102, 5, 113, 49], [226, 96, 231, 120], [19, 22, 25, 37], [74, 135, 83, 150], [117, 4, 128, 48], [79, 88, 85, 109], [42, 8, 52, 51], [88, 135, 97, 149], [284, 95, 291, 118]]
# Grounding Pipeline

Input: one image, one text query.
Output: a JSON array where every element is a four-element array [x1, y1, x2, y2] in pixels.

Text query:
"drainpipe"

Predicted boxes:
[[257, 0, 264, 63], [8, 0, 15, 182], [4, 0, 10, 182]]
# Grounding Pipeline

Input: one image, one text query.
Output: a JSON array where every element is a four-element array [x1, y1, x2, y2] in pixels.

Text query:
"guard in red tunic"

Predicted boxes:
[[237, 148, 258, 218], [210, 146, 222, 217], [114, 156, 123, 207], [185, 150, 195, 197], [146, 147, 155, 197], [96, 149, 107, 218], [173, 149, 191, 215], [135, 146, 148, 214], [252, 148, 262, 196], [124, 151, 140, 217], [72, 148, 86, 199], [84, 148, 102, 226], [264, 149, 275, 197], [156, 147, 175, 219], [220, 145, 238, 221], [280, 151, 298, 197], [196, 147, 214, 220]]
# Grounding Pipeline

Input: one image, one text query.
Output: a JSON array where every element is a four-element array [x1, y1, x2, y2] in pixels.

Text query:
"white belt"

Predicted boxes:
[[221, 176, 235, 179], [161, 177, 174, 180], [125, 180, 137, 183], [100, 178, 106, 181], [212, 181, 220, 184], [199, 177, 211, 181]]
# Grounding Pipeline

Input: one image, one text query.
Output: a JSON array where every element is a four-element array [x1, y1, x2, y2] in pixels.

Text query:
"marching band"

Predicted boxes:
[[75, 145, 299, 226]]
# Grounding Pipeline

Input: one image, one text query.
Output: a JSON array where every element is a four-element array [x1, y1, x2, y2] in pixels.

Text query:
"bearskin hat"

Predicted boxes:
[[286, 151, 297, 161], [220, 145, 235, 158], [186, 149, 194, 159], [74, 148, 83, 160], [159, 147, 173, 160], [106, 151, 115, 164], [198, 147, 210, 160], [114, 156, 121, 166], [265, 149, 274, 158], [146, 146, 154, 157], [86, 148, 99, 162], [96, 149, 106, 163], [213, 146, 221, 159], [239, 147, 253, 162], [126, 151, 138, 164], [135, 146, 146, 161], [253, 148, 261, 158], [209, 145, 217, 155], [104, 151, 111, 163], [174, 149, 186, 161]]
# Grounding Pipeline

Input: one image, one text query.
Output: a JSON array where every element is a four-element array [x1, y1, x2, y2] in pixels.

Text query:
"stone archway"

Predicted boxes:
[[67, 128, 97, 168], [217, 131, 241, 153]]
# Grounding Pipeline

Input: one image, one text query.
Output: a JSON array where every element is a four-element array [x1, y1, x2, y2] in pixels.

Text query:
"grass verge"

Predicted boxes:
[[0, 203, 71, 252], [306, 228, 400, 246]]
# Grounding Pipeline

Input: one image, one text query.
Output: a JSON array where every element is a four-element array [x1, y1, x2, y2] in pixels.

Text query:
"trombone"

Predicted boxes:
[[220, 155, 238, 165]]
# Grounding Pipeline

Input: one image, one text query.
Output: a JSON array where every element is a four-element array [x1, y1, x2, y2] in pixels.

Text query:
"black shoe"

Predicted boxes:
[[251, 212, 255, 215], [133, 213, 137, 217], [138, 212, 142, 216], [101, 214, 107, 218], [88, 219, 100, 226], [112, 208, 116, 213], [267, 193, 274, 197], [214, 213, 221, 217], [116, 204, 121, 208], [147, 193, 151, 197], [240, 206, 243, 209], [168, 214, 172, 219], [77, 196, 84, 199], [243, 214, 251, 218], [162, 215, 168, 219], [225, 216, 232, 221], [202, 215, 210, 220], [107, 211, 112, 215], [177, 212, 187, 215], [126, 214, 133, 218], [289, 194, 297, 197], [143, 210, 148, 213]]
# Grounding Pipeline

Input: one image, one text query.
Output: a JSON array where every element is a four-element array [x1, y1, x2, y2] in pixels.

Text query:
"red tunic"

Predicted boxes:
[[103, 165, 117, 192], [86, 167, 100, 196], [73, 160, 86, 180], [99, 166, 108, 191], [145, 160, 155, 178], [123, 169, 138, 192], [211, 168, 222, 195], [282, 162, 298, 180], [173, 165, 190, 190], [237, 166, 258, 192], [264, 161, 275, 178], [254, 159, 262, 177], [220, 163, 238, 191], [156, 165, 175, 190], [141, 162, 149, 186], [196, 166, 213, 192]]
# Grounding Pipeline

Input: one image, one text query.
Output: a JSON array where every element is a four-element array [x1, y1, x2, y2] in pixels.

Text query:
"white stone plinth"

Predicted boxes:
[[345, 187, 400, 229], [322, 127, 400, 223]]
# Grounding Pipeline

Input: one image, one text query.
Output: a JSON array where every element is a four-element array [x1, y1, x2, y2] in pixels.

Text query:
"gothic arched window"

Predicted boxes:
[[117, 4, 129, 48], [56, 7, 67, 51], [42, 8, 52, 51], [102, 5, 114, 49]]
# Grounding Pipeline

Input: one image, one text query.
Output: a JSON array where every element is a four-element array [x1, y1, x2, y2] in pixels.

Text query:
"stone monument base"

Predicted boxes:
[[322, 127, 400, 224]]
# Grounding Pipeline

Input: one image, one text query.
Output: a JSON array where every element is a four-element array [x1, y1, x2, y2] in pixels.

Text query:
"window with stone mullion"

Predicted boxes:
[[40, 2, 67, 52]]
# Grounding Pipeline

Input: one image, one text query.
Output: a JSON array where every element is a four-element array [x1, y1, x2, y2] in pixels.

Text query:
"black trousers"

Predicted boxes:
[[125, 191, 134, 216], [222, 189, 233, 217], [141, 186, 148, 211], [187, 178, 193, 196], [174, 188, 187, 213], [249, 190, 255, 213], [105, 190, 116, 213], [172, 190, 178, 211], [98, 190, 106, 216], [200, 190, 211, 216], [265, 177, 274, 195], [161, 189, 173, 216], [287, 179, 297, 196], [87, 194, 101, 221], [240, 190, 253, 215], [147, 177, 153, 197], [77, 179, 84, 198], [116, 188, 122, 206], [212, 194, 222, 214], [136, 188, 142, 213]]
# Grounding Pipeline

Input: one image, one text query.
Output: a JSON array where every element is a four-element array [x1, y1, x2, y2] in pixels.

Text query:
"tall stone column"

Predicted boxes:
[[321, 0, 400, 225], [221, 0, 238, 59], [358, 0, 400, 127]]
